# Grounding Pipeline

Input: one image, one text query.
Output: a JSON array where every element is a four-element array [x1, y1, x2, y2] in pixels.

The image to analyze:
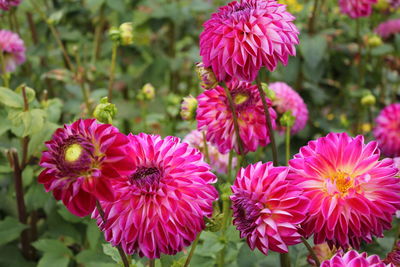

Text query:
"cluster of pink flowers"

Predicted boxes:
[[338, 0, 378, 18], [0, 0, 22, 11]]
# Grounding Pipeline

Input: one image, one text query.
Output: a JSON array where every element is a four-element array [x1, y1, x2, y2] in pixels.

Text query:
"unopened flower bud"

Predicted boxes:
[[140, 83, 155, 101], [261, 83, 276, 101], [361, 94, 376, 106], [119, 22, 133, 46], [180, 95, 198, 121], [280, 110, 295, 128], [204, 213, 224, 232], [196, 62, 218, 89], [108, 26, 121, 43], [367, 35, 383, 48], [93, 97, 117, 124], [307, 243, 338, 266]]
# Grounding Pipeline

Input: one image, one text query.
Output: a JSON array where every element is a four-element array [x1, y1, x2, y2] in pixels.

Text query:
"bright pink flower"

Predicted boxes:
[[231, 162, 309, 255], [200, 0, 299, 82], [183, 130, 237, 174], [394, 157, 400, 170], [196, 80, 277, 154], [289, 132, 400, 249], [0, 0, 22, 10], [0, 30, 25, 73], [339, 0, 377, 18], [375, 19, 400, 39], [321, 250, 391, 267], [269, 82, 308, 134], [39, 119, 132, 217], [94, 133, 218, 259], [373, 103, 400, 157]]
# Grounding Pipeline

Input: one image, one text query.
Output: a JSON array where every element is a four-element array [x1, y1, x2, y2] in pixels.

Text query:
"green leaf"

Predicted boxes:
[[102, 243, 121, 263], [32, 239, 72, 256], [76, 250, 116, 267], [300, 34, 327, 69], [87, 220, 101, 249], [28, 122, 59, 158], [37, 253, 70, 267], [86, 0, 106, 13], [106, 0, 125, 13], [57, 205, 84, 223], [0, 87, 24, 108], [0, 217, 28, 246], [8, 109, 46, 137], [15, 85, 36, 103]]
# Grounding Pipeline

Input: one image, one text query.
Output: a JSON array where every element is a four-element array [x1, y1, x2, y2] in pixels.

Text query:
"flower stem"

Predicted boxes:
[[202, 131, 210, 163], [308, 0, 320, 34], [108, 42, 118, 103], [149, 259, 155, 267], [184, 233, 201, 267], [255, 75, 278, 166], [96, 201, 130, 267], [280, 253, 291, 267], [21, 86, 30, 168], [0, 51, 10, 88], [285, 126, 291, 163], [218, 196, 231, 267], [222, 85, 246, 162], [301, 236, 320, 266], [91, 4, 106, 65], [227, 150, 233, 180]]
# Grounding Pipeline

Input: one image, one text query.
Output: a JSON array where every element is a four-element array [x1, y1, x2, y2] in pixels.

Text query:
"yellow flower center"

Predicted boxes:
[[332, 171, 353, 194], [65, 144, 83, 162], [234, 93, 249, 105]]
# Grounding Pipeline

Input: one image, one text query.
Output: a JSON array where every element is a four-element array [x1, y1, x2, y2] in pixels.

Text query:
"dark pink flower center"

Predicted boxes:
[[231, 88, 254, 111], [129, 167, 161, 188], [232, 194, 262, 237]]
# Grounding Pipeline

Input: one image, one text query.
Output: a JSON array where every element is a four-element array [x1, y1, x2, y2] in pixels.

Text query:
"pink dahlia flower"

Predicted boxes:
[[289, 132, 400, 249], [269, 82, 308, 134], [321, 250, 391, 267], [196, 80, 277, 154], [0, 30, 25, 73], [374, 103, 400, 157], [39, 119, 132, 217], [339, 0, 377, 18], [200, 0, 299, 83], [389, 0, 400, 9], [0, 0, 22, 10], [94, 133, 218, 259], [375, 19, 400, 39], [183, 130, 237, 174], [231, 162, 309, 255]]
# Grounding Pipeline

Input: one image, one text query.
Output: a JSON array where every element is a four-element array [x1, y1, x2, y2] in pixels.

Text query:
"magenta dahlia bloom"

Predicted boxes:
[[373, 103, 400, 157], [0, 30, 25, 73], [375, 19, 400, 39], [339, 0, 377, 18], [321, 250, 391, 267], [231, 162, 309, 255], [389, 0, 400, 9], [289, 132, 400, 249], [0, 0, 22, 10], [200, 0, 299, 82], [269, 82, 308, 134], [39, 119, 132, 217], [183, 130, 237, 174], [94, 133, 218, 259], [196, 80, 277, 154]]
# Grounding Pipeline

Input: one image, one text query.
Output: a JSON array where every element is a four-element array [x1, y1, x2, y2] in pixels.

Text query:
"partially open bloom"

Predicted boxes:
[[0, 0, 22, 11], [196, 62, 218, 90], [0, 30, 25, 73], [231, 162, 309, 255], [384, 241, 400, 265], [321, 250, 390, 267], [196, 80, 277, 154], [95, 133, 218, 259], [374, 103, 400, 157], [289, 132, 400, 249], [183, 130, 236, 174], [200, 0, 299, 82], [339, 0, 377, 18], [39, 119, 132, 217], [307, 243, 338, 266], [375, 19, 400, 39], [180, 95, 198, 121], [269, 82, 308, 134]]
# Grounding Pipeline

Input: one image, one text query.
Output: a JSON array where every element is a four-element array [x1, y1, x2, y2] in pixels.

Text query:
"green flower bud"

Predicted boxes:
[[204, 213, 224, 232], [141, 83, 155, 101], [93, 97, 117, 124], [261, 83, 276, 100], [361, 94, 376, 106], [180, 95, 198, 121], [367, 35, 383, 48], [119, 22, 133, 46], [196, 62, 218, 89], [280, 110, 295, 128], [108, 26, 121, 43]]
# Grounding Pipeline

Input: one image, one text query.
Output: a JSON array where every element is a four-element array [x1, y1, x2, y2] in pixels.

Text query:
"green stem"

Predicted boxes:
[[285, 126, 291, 163], [218, 197, 231, 267], [301, 237, 320, 266], [0, 51, 10, 88], [91, 4, 105, 64], [308, 0, 320, 34], [202, 131, 210, 163], [149, 259, 155, 267], [184, 233, 201, 267], [227, 150, 233, 180], [280, 253, 291, 267], [108, 43, 118, 103], [356, 19, 363, 87], [255, 74, 278, 166]]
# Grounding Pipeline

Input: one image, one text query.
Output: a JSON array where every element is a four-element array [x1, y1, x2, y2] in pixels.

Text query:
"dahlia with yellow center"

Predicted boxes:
[[289, 132, 400, 249]]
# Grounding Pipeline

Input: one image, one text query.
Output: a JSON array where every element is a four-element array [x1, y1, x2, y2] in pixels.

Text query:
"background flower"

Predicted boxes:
[[0, 0, 22, 11], [321, 250, 389, 267], [0, 30, 25, 73], [94, 133, 218, 259], [375, 19, 400, 39], [339, 0, 378, 18], [373, 103, 400, 157], [196, 80, 277, 154], [289, 132, 400, 249], [200, 0, 299, 82], [231, 162, 309, 255]]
